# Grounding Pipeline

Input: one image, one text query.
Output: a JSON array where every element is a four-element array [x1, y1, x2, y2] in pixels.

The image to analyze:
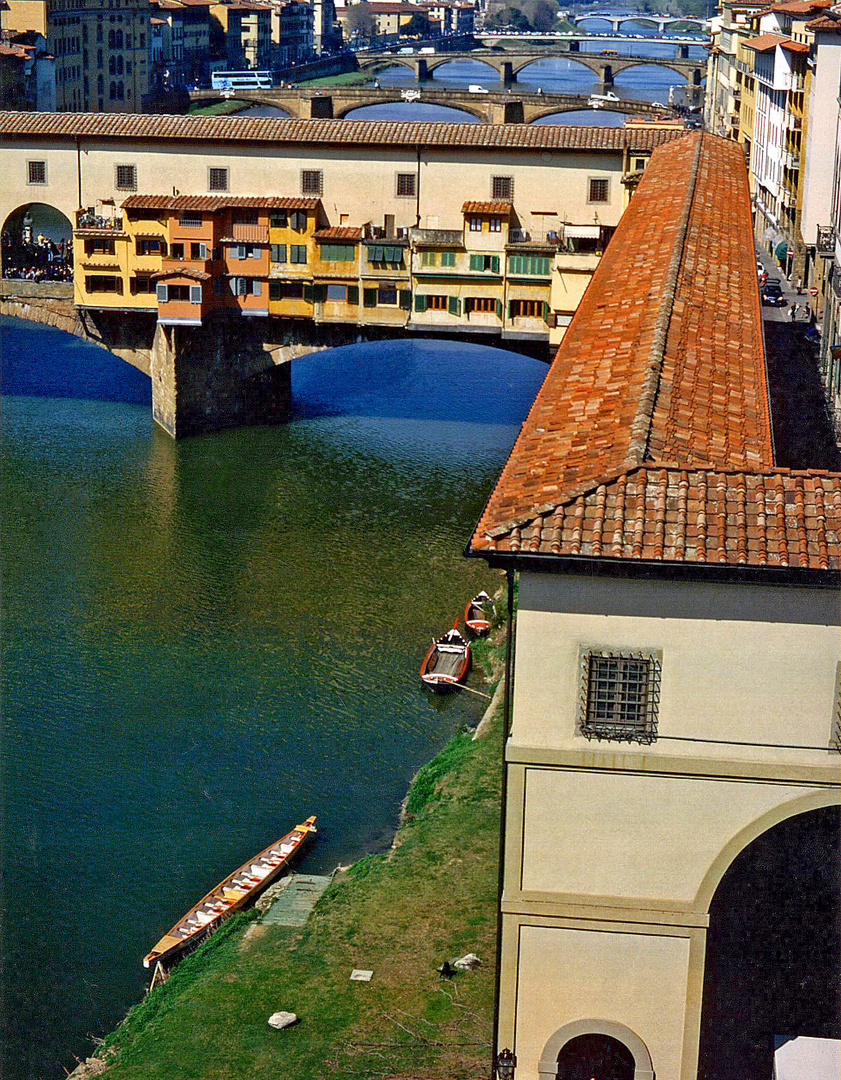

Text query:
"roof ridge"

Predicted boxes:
[[627, 131, 703, 466]]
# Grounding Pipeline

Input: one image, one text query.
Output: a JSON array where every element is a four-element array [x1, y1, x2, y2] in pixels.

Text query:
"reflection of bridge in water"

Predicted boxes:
[[356, 48, 706, 93], [187, 86, 674, 123]]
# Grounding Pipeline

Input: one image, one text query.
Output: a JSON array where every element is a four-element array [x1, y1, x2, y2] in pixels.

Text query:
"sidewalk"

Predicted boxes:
[[755, 248, 840, 471]]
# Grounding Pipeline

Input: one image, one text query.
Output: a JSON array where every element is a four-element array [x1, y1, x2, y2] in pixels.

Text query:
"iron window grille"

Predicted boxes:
[[28, 160, 47, 185], [588, 177, 610, 203], [396, 172, 416, 198], [115, 163, 137, 190], [301, 169, 323, 196], [578, 649, 661, 744], [208, 167, 229, 192], [492, 175, 513, 200]]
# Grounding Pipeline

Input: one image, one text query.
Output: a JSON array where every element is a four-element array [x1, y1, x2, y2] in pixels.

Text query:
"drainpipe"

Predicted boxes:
[[415, 144, 422, 229], [76, 136, 83, 209], [490, 566, 516, 1078]]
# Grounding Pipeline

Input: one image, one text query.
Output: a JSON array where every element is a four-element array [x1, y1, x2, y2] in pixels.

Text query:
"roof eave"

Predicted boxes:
[[463, 545, 841, 588]]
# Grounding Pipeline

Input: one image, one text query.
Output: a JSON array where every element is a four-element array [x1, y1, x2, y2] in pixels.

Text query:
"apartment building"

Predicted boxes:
[[705, 0, 766, 141], [1, 0, 152, 111], [148, 0, 212, 88], [209, 0, 271, 68], [269, 0, 313, 65]]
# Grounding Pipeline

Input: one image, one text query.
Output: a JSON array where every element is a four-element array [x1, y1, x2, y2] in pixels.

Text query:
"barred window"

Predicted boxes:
[[28, 160, 47, 184], [208, 167, 229, 192], [115, 163, 137, 191], [301, 169, 323, 196], [491, 175, 513, 200], [578, 649, 661, 744], [588, 177, 610, 203], [396, 172, 416, 198]]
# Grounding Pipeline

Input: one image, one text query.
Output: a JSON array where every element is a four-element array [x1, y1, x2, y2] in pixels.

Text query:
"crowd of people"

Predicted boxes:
[[2, 230, 74, 282]]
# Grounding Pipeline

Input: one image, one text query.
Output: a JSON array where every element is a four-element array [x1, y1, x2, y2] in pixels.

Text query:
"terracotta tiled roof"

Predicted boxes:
[[488, 468, 841, 570], [123, 195, 319, 211], [0, 112, 684, 153], [462, 200, 513, 214], [313, 226, 363, 239], [754, 0, 830, 13], [466, 134, 841, 574], [743, 32, 789, 48], [152, 267, 211, 280], [781, 38, 810, 50], [808, 11, 841, 29]]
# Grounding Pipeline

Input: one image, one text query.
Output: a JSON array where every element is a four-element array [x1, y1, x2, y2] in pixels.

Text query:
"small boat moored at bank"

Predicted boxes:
[[420, 620, 471, 690], [464, 591, 493, 636], [143, 815, 317, 970]]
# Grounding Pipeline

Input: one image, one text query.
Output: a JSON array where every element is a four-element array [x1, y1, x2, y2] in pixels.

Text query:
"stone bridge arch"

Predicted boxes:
[[336, 97, 488, 121], [511, 54, 603, 79], [423, 54, 502, 78], [612, 57, 694, 82], [1, 201, 74, 279], [358, 56, 418, 75]]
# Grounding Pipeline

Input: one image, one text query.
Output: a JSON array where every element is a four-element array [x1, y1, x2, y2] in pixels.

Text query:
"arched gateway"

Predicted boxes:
[[540, 1021, 653, 1080]]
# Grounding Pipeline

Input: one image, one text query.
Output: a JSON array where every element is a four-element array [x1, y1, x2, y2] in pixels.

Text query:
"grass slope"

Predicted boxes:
[[97, 658, 504, 1079]]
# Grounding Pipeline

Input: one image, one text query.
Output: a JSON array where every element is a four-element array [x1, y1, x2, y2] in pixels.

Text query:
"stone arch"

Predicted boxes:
[[693, 789, 841, 914], [337, 98, 488, 122], [527, 105, 629, 124], [427, 55, 500, 79], [612, 59, 690, 82], [538, 1019, 654, 1080], [1, 202, 74, 277], [512, 55, 602, 80], [358, 57, 417, 75]]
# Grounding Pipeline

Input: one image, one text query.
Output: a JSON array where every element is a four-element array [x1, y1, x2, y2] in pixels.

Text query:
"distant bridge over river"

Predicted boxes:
[[569, 9, 709, 32], [187, 85, 671, 123], [356, 47, 706, 91]]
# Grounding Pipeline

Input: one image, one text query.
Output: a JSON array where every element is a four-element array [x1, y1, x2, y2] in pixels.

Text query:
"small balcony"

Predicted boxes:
[[816, 225, 835, 257], [226, 223, 269, 244], [75, 209, 125, 236]]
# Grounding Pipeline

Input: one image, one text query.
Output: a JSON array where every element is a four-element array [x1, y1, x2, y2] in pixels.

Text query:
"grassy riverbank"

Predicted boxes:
[[297, 70, 376, 87], [84, 635, 506, 1080], [186, 99, 250, 115]]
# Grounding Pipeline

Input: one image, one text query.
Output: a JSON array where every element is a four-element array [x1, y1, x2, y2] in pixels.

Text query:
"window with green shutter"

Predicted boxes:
[[415, 293, 427, 312], [421, 250, 437, 267], [495, 298, 502, 318], [368, 245, 384, 263], [269, 210, 288, 228], [469, 253, 483, 271], [290, 245, 307, 264], [321, 242, 355, 262], [363, 287, 378, 308], [490, 255, 500, 274], [448, 295, 460, 316], [313, 283, 327, 303], [441, 251, 456, 267], [347, 285, 359, 304], [271, 244, 287, 263], [399, 289, 411, 310], [270, 281, 282, 300]]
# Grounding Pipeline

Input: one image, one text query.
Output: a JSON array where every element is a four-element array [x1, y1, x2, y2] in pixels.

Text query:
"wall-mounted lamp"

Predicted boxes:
[[494, 1048, 517, 1080]]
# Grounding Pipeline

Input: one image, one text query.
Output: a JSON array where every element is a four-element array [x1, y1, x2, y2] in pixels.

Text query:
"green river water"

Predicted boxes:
[[0, 316, 546, 1079]]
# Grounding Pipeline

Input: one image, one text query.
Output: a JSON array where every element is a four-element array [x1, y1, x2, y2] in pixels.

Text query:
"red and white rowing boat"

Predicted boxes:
[[464, 591, 493, 636], [420, 620, 471, 691]]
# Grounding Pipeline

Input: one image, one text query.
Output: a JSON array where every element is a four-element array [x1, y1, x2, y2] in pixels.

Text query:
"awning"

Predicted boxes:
[[564, 225, 601, 239], [775, 240, 791, 260]]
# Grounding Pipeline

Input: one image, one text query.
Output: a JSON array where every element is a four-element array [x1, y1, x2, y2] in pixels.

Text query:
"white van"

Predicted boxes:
[[468, 84, 489, 93]]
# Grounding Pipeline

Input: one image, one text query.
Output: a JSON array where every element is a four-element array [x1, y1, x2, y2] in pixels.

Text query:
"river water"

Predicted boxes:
[[0, 316, 548, 1079]]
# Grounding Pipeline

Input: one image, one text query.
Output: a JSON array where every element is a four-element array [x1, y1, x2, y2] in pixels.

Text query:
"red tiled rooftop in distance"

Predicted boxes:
[[0, 111, 684, 153], [313, 226, 363, 240], [122, 194, 319, 210], [466, 133, 838, 572], [462, 201, 513, 215]]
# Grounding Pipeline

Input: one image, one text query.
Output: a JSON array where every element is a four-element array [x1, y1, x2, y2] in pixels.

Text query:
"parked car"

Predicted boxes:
[[761, 283, 786, 307]]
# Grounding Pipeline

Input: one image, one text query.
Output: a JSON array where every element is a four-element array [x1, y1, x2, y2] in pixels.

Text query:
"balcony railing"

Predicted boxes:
[[229, 223, 269, 243], [76, 210, 124, 231]]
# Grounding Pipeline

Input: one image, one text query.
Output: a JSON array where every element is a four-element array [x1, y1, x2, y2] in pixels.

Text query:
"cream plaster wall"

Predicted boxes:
[[519, 768, 820, 903], [1, 139, 629, 242], [515, 923, 691, 1080], [509, 572, 840, 765]]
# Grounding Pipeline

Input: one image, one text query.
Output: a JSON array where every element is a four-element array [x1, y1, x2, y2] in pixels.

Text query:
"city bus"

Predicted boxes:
[[211, 70, 273, 91]]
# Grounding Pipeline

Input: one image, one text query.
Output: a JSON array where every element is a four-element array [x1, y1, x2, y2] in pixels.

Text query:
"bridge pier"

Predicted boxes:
[[501, 60, 515, 87], [417, 58, 431, 82], [599, 64, 614, 86], [309, 94, 334, 119], [150, 316, 292, 438], [678, 43, 690, 59]]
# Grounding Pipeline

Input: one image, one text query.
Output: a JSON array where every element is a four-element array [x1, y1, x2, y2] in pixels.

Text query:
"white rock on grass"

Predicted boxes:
[[453, 953, 482, 971], [268, 1011, 298, 1030]]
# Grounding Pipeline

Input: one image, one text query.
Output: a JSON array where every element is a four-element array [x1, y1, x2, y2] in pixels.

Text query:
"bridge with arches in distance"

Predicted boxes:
[[185, 85, 673, 123], [570, 9, 709, 32]]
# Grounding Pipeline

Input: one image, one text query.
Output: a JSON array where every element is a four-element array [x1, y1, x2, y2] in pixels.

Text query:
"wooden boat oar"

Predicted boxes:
[[451, 683, 492, 700]]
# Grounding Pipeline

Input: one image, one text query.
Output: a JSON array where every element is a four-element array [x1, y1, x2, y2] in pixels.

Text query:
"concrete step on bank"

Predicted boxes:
[[262, 874, 332, 927]]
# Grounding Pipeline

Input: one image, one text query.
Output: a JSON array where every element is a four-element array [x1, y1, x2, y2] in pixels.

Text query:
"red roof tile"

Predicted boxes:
[[744, 32, 789, 49], [313, 226, 363, 240], [0, 111, 683, 153], [807, 11, 841, 29], [123, 194, 319, 211], [462, 201, 513, 215], [466, 134, 841, 573]]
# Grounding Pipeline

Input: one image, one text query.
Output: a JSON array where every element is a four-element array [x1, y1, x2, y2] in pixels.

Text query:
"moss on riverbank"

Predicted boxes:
[[83, 632, 506, 1080]]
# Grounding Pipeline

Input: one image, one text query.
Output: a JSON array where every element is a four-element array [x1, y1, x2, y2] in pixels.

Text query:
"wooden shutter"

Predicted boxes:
[[314, 283, 327, 303], [303, 284, 314, 301], [414, 293, 427, 312], [399, 289, 411, 310], [189, 284, 202, 304], [448, 295, 460, 316], [490, 255, 500, 274], [252, 280, 262, 296], [271, 244, 287, 263], [363, 288, 378, 308], [156, 283, 168, 303], [469, 254, 482, 271], [347, 285, 359, 304], [495, 298, 502, 318]]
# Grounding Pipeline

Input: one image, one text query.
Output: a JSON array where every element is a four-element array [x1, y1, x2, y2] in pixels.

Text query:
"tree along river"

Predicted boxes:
[[0, 316, 548, 1080]]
